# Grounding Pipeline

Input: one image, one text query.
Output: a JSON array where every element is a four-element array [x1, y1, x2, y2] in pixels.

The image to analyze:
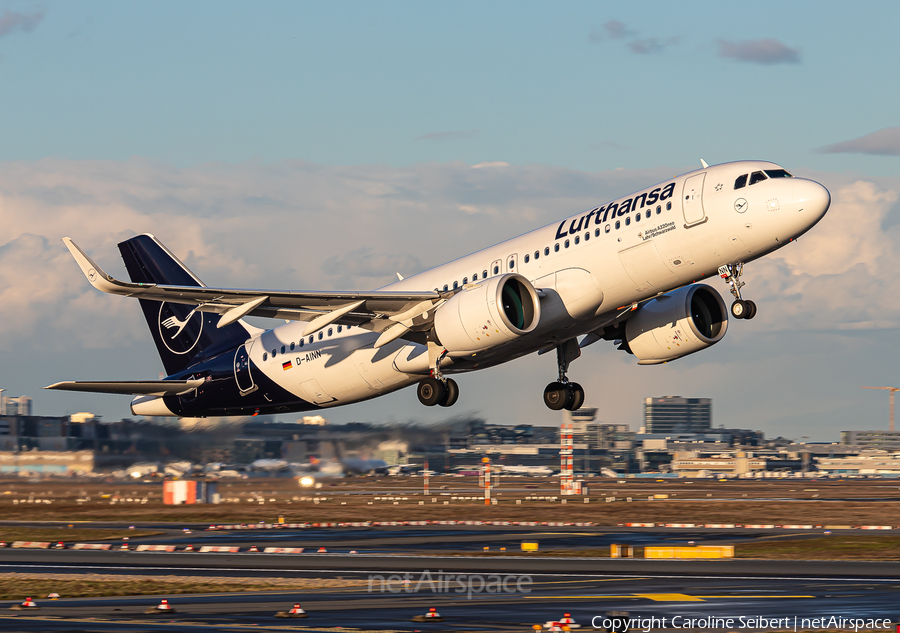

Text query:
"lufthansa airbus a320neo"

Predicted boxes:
[[47, 160, 830, 417]]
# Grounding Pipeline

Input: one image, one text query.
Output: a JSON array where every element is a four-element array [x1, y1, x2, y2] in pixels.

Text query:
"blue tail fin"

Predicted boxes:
[[118, 234, 251, 376]]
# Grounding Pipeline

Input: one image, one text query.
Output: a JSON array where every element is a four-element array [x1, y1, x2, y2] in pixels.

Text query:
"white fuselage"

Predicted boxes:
[[238, 161, 830, 408]]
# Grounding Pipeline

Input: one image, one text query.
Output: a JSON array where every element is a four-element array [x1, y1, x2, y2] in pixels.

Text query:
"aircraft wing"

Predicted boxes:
[[44, 379, 205, 396], [63, 237, 444, 344]]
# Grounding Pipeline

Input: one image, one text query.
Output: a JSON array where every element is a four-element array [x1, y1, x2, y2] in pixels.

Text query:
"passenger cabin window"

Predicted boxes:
[[534, 250, 539, 260], [635, 213, 641, 222], [544, 247, 549, 256], [290, 342, 295, 351], [443, 284, 448, 292], [453, 281, 459, 289], [463, 277, 468, 284], [564, 239, 570, 248], [472, 273, 478, 281], [656, 205, 661, 214], [554, 243, 560, 252], [272, 349, 277, 357], [318, 332, 323, 340], [524, 255, 529, 263], [615, 220, 621, 229], [574, 236, 579, 245], [509, 260, 514, 269], [595, 228, 600, 237], [666, 201, 672, 211], [482, 269, 488, 278], [263, 352, 267, 361], [281, 345, 286, 354], [493, 265, 499, 274], [584, 231, 589, 241], [625, 216, 631, 226], [327, 328, 332, 336], [734, 174, 748, 189], [749, 171, 767, 185], [764, 169, 793, 179], [299, 339, 304, 347], [337, 325, 342, 333], [308, 336, 313, 344], [605, 224, 611, 233]]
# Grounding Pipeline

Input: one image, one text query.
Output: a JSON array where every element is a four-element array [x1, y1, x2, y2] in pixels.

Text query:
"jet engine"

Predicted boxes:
[[623, 284, 727, 365], [433, 273, 541, 355]]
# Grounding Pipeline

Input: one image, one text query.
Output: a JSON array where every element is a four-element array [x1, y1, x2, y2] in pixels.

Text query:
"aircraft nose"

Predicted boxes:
[[793, 178, 831, 222]]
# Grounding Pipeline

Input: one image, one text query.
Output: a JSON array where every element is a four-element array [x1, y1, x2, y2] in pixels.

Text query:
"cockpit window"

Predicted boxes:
[[749, 171, 768, 185], [764, 169, 792, 179], [734, 174, 747, 190]]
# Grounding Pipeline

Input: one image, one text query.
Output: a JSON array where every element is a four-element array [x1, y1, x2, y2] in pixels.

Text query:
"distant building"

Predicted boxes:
[[671, 450, 766, 476], [0, 450, 94, 475], [644, 397, 711, 434], [817, 452, 900, 475], [0, 395, 32, 416], [841, 430, 900, 451]]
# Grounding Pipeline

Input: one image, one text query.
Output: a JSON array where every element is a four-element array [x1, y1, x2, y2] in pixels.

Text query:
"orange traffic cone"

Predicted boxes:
[[275, 602, 308, 618], [317, 547, 327, 553], [412, 606, 443, 622], [145, 598, 176, 614], [47, 593, 60, 600], [248, 545, 259, 552], [183, 544, 194, 552], [119, 542, 130, 550]]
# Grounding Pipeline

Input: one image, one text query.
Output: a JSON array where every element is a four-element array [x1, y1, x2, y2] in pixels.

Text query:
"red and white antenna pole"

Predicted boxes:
[[424, 459, 429, 495], [483, 457, 491, 505], [560, 422, 574, 495]]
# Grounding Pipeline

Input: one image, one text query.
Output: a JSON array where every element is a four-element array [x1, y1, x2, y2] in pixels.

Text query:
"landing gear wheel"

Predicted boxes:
[[730, 299, 750, 319], [417, 377, 445, 407], [543, 382, 569, 410], [438, 378, 459, 407], [745, 300, 758, 320], [565, 383, 585, 411]]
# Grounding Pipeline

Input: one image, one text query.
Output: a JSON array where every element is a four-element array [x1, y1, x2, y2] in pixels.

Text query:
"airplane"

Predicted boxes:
[[496, 465, 555, 476], [45, 160, 830, 416]]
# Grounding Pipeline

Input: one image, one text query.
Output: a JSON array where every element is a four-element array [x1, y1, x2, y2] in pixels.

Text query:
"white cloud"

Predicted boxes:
[[717, 38, 800, 65], [0, 8, 44, 37], [818, 127, 900, 156]]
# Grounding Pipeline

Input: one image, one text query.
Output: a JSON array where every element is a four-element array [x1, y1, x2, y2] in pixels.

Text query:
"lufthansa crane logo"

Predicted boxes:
[[158, 302, 204, 355]]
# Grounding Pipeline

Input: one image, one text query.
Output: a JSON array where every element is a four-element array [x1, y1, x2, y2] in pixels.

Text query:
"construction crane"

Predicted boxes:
[[861, 386, 900, 432]]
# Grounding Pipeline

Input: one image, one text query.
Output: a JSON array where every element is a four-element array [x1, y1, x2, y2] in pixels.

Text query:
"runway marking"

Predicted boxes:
[[635, 593, 704, 601], [527, 593, 816, 601]]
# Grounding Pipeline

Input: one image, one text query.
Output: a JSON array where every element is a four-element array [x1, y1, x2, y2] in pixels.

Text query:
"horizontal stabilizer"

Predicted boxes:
[[44, 379, 205, 396]]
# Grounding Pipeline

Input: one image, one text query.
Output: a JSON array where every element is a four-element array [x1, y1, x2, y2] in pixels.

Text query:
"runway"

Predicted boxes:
[[2, 573, 898, 632], [2, 524, 898, 630]]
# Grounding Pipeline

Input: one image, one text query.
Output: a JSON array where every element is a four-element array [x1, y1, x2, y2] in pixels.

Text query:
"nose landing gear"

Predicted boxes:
[[543, 339, 585, 411], [718, 263, 757, 320]]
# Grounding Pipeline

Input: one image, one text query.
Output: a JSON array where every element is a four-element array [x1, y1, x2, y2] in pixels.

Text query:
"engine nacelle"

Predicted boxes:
[[433, 273, 541, 355], [624, 284, 728, 365]]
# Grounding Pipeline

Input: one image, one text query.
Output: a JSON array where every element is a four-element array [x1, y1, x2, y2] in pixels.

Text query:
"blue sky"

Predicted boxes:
[[2, 1, 899, 174], [1, 1, 900, 439]]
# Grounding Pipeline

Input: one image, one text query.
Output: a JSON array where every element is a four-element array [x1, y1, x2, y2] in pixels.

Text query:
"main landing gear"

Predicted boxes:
[[417, 348, 459, 407], [718, 263, 757, 320], [543, 339, 584, 411]]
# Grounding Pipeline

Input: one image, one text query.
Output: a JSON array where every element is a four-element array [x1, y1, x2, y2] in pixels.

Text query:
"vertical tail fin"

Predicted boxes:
[[118, 234, 251, 376]]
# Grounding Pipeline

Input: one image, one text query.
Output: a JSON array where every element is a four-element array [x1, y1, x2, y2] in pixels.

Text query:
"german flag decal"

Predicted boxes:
[[282, 360, 292, 371]]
